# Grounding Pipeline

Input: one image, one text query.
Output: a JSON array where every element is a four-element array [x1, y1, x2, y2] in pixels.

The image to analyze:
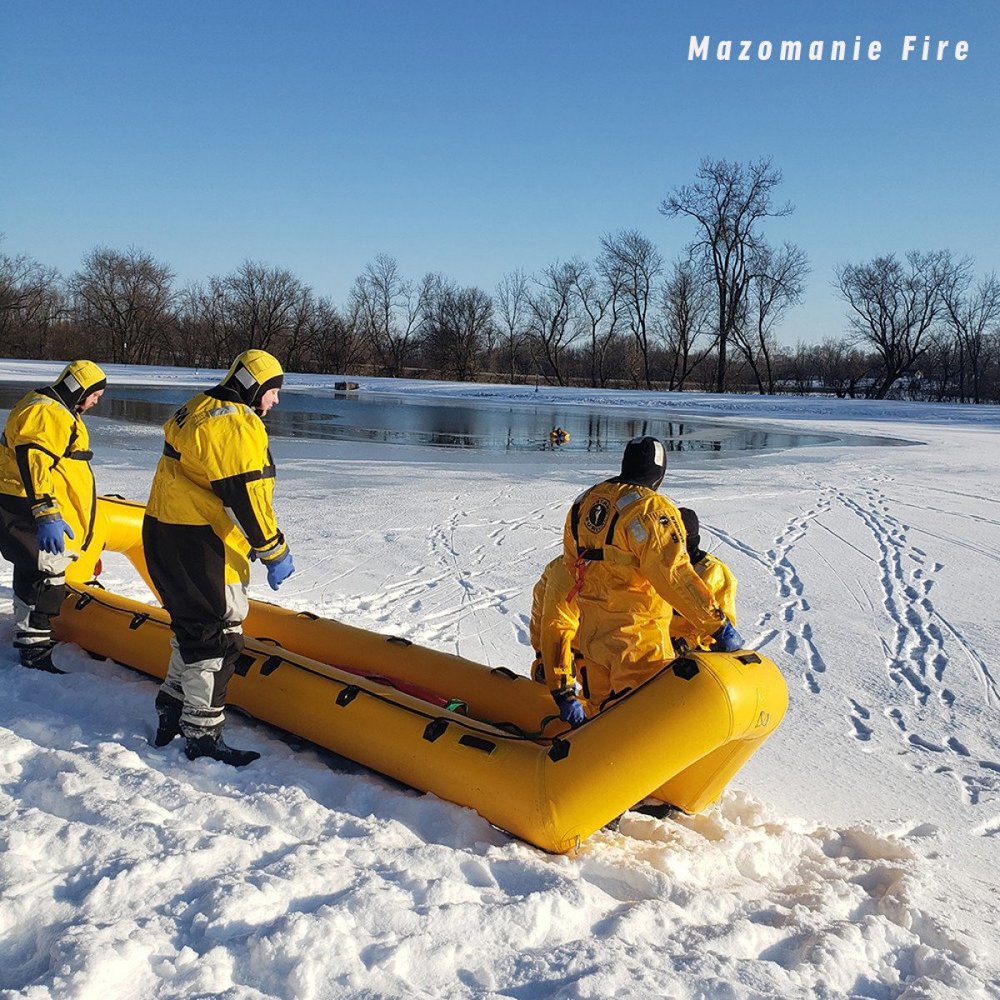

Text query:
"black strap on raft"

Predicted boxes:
[[260, 655, 283, 676], [387, 636, 412, 647], [128, 612, 150, 630], [234, 653, 256, 677], [423, 718, 448, 742], [458, 735, 496, 755], [548, 737, 571, 761], [336, 685, 360, 707], [75, 593, 94, 610]]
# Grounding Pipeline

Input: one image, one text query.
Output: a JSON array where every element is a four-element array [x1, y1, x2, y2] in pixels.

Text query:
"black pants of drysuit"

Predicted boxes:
[[0, 493, 67, 651], [142, 516, 245, 731]]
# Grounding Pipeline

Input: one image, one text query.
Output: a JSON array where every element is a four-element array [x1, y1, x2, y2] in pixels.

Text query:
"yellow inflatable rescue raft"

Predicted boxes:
[[56, 496, 788, 854]]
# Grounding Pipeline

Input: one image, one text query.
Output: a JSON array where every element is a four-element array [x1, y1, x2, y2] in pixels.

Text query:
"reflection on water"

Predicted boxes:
[[0, 382, 900, 455]]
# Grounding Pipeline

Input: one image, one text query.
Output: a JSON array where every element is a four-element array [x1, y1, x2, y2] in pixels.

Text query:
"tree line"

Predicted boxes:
[[3, 157, 999, 402]]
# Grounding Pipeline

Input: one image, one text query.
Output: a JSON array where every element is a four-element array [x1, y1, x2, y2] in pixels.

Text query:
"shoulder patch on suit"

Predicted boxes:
[[585, 498, 610, 532]]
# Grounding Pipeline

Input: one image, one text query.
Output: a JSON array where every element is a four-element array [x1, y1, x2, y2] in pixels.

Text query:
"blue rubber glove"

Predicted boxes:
[[265, 550, 295, 591], [553, 690, 586, 727], [711, 620, 745, 652], [37, 518, 75, 555]]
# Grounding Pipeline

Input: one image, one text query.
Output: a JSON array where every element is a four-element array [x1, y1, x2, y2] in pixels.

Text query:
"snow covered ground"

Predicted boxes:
[[1, 360, 998, 999]]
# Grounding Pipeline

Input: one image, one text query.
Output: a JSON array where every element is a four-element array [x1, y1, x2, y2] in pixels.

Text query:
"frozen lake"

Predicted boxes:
[[0, 381, 907, 455]]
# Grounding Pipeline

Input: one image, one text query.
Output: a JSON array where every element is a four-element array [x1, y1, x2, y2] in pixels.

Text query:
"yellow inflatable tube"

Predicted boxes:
[[57, 497, 788, 854]]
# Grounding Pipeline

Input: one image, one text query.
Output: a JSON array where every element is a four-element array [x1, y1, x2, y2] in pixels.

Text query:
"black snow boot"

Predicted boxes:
[[184, 732, 260, 767], [19, 643, 65, 674], [152, 692, 184, 747], [631, 800, 678, 820]]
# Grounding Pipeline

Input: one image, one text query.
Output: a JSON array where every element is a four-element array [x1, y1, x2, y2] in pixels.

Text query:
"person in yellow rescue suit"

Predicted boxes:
[[143, 349, 295, 767], [0, 361, 107, 673], [555, 436, 744, 727], [670, 507, 738, 653], [529, 555, 579, 692]]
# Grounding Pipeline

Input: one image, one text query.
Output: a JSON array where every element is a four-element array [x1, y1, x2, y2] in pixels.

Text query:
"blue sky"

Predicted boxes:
[[2, 0, 996, 347]]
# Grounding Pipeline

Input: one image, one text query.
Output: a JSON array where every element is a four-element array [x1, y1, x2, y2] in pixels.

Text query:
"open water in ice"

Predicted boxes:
[[0, 382, 906, 455]]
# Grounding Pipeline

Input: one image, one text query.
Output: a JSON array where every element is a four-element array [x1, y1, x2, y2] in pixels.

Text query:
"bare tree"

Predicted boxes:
[[69, 246, 175, 364], [835, 250, 959, 399], [0, 245, 64, 357], [220, 260, 305, 355], [661, 157, 794, 392], [943, 264, 1000, 404], [808, 338, 873, 398], [421, 277, 493, 380], [526, 261, 581, 386], [660, 258, 716, 390], [572, 258, 624, 387], [733, 241, 809, 393], [309, 295, 366, 374], [599, 230, 663, 389], [172, 279, 235, 367], [495, 269, 529, 384], [351, 254, 430, 376]]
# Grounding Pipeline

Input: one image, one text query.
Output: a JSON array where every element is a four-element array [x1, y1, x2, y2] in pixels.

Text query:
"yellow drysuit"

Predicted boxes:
[[563, 480, 724, 713], [0, 379, 101, 548]]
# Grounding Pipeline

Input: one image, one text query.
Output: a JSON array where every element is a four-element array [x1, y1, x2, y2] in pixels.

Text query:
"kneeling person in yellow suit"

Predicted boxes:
[[0, 361, 107, 673], [556, 436, 744, 726], [670, 507, 738, 652], [143, 350, 294, 766]]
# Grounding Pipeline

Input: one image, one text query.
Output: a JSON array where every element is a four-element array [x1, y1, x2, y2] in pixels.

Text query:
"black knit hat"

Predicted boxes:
[[679, 507, 705, 562], [620, 436, 667, 489]]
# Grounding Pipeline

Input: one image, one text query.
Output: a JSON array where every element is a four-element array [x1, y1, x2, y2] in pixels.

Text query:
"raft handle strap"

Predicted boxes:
[[458, 735, 496, 755], [548, 737, 571, 762], [489, 666, 519, 681], [336, 685, 360, 707], [296, 611, 320, 621], [260, 656, 283, 676], [387, 635, 413, 647], [737, 652, 762, 665], [423, 718, 449, 742], [75, 593, 94, 610], [128, 612, 150, 630]]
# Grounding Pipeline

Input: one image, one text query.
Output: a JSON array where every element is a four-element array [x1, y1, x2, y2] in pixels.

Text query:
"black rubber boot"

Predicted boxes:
[[184, 732, 260, 767], [631, 800, 678, 820], [152, 692, 184, 747], [18, 644, 65, 674]]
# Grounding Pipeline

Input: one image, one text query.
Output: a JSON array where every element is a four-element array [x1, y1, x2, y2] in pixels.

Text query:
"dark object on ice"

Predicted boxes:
[[184, 732, 261, 767], [334, 381, 359, 391]]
